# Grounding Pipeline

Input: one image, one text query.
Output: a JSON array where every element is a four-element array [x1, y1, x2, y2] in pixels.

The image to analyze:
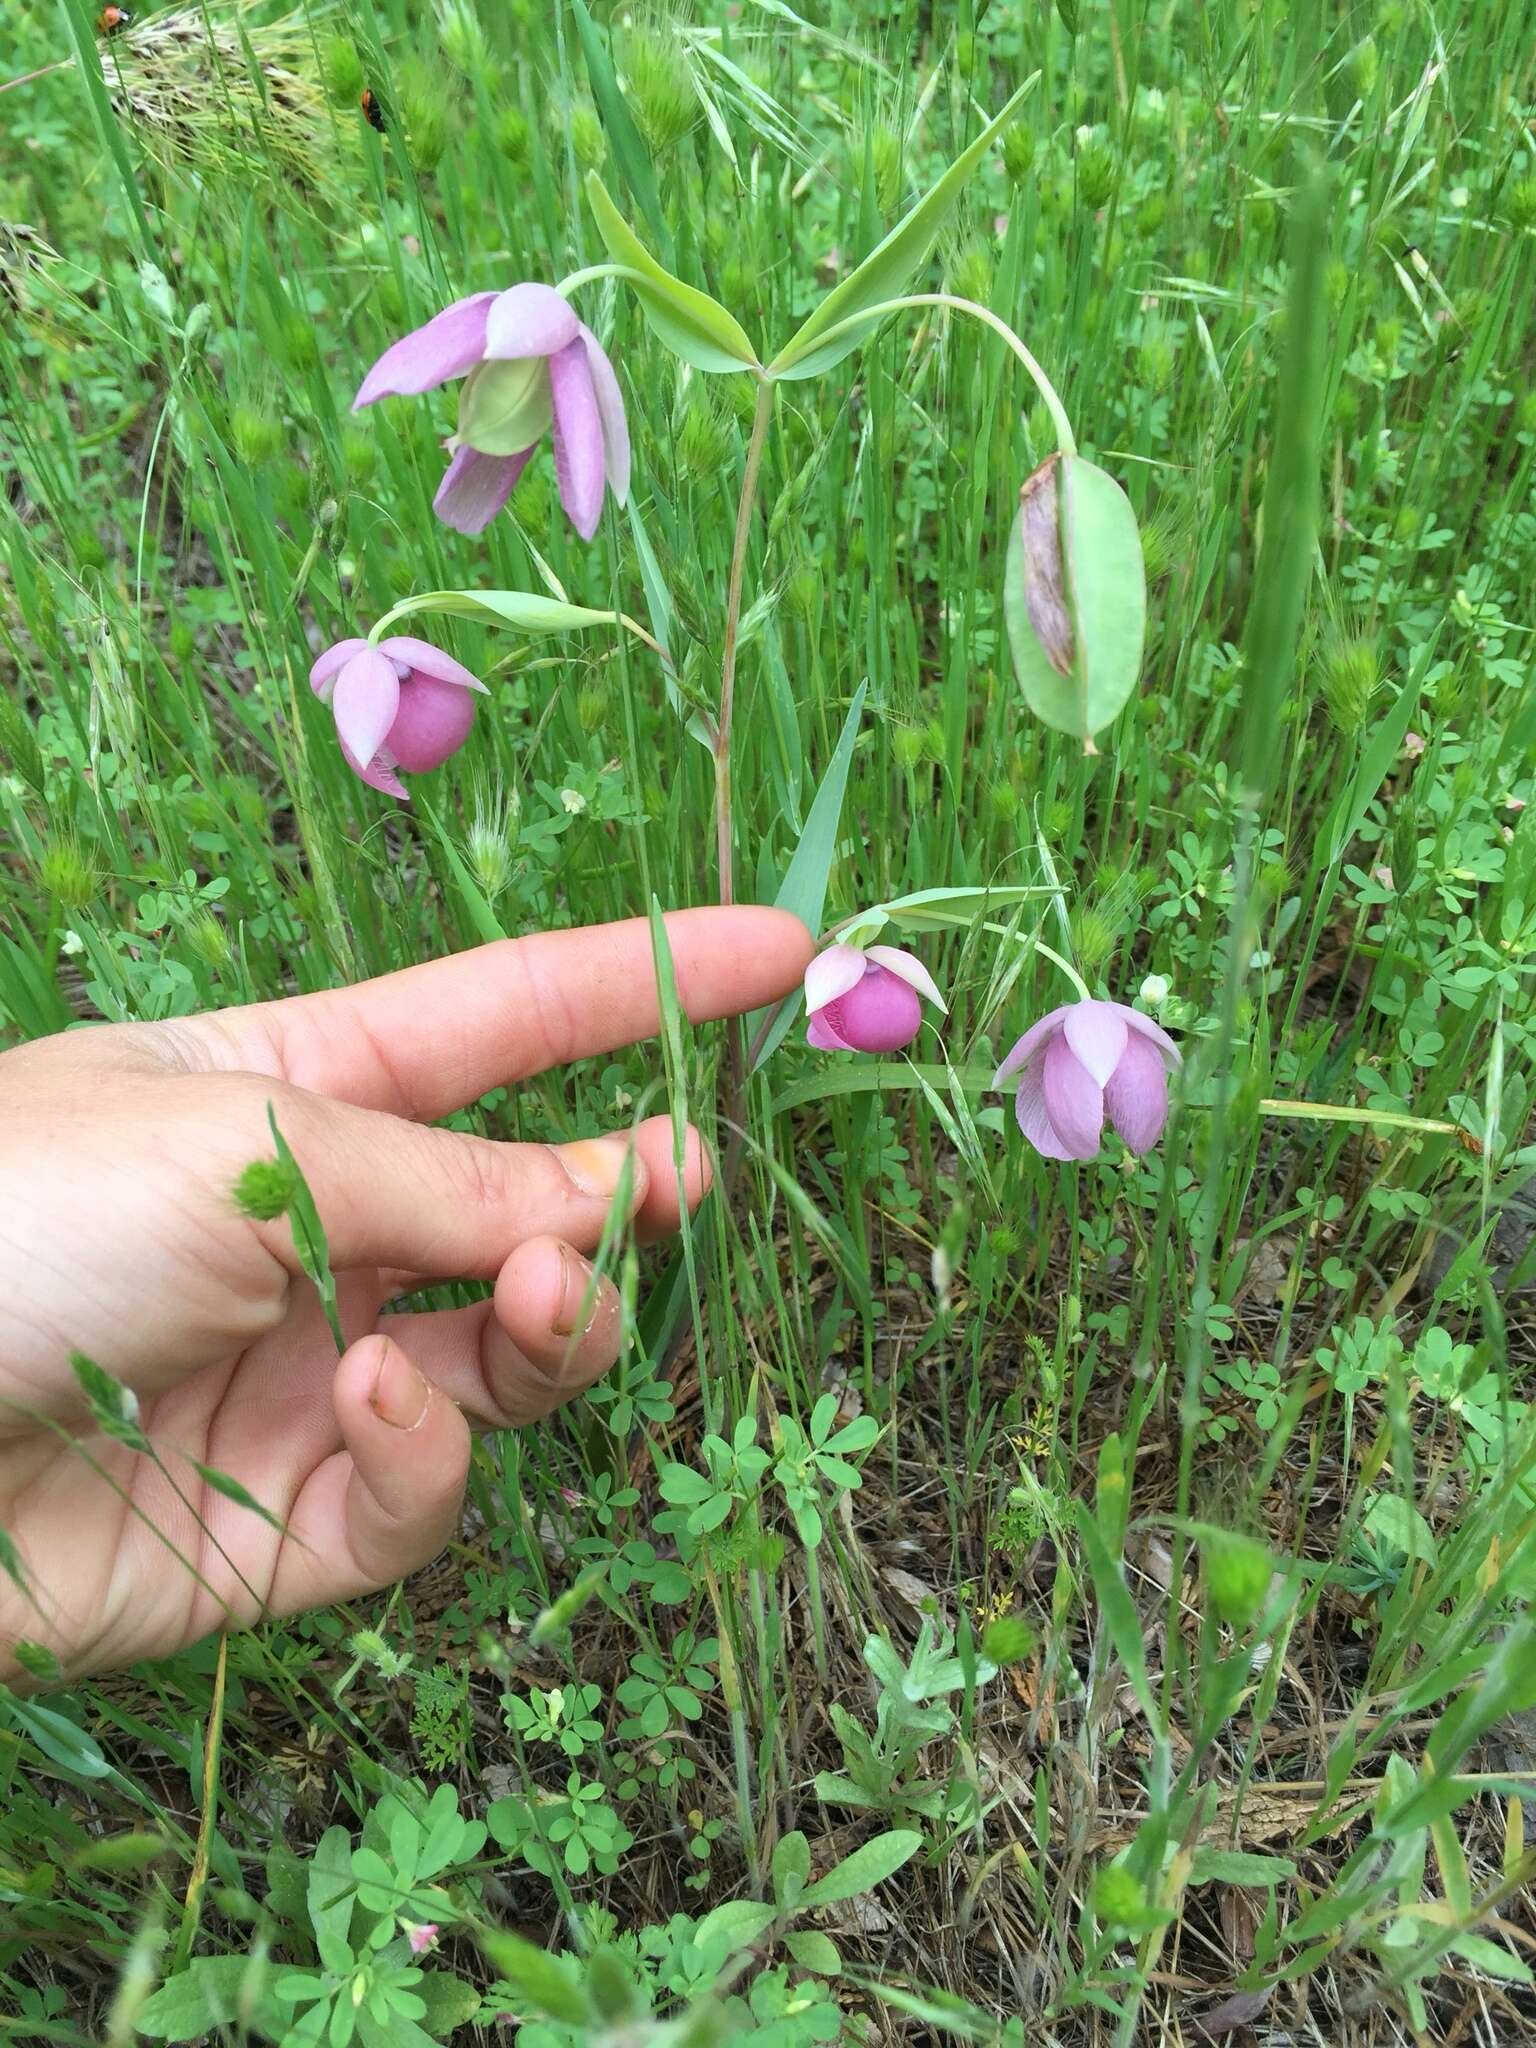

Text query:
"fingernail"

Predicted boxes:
[[370, 1342, 431, 1431], [561, 1135, 639, 1203], [551, 1243, 598, 1340]]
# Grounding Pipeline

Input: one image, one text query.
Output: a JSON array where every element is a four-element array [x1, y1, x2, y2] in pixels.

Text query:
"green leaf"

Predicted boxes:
[[0, 1690, 117, 1781], [418, 799, 508, 944], [799, 1828, 921, 1906], [1005, 455, 1146, 742], [772, 1829, 811, 1908], [1322, 650, 1433, 866], [784, 1929, 842, 1975], [1073, 1499, 1159, 1725], [1187, 1847, 1297, 1887], [307, 1825, 356, 1974], [693, 1899, 778, 1952], [748, 681, 868, 1071], [769, 77, 1036, 379], [1448, 1933, 1533, 1985], [69, 1352, 148, 1449], [412, 1973, 483, 2031], [585, 173, 759, 373], [267, 1111, 345, 1356], [569, 0, 670, 253], [382, 589, 621, 636], [476, 1929, 587, 2024], [134, 1955, 274, 2039], [187, 1460, 285, 1533]]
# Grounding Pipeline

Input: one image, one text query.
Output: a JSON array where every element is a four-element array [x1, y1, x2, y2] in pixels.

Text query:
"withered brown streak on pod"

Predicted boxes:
[[1017, 455, 1074, 678]]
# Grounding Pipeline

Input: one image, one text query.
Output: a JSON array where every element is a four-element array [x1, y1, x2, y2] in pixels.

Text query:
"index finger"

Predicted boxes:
[[180, 906, 813, 1119]]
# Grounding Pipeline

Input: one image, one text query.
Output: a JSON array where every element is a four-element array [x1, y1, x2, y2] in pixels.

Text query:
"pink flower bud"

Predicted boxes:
[[308, 633, 487, 798], [805, 943, 945, 1055]]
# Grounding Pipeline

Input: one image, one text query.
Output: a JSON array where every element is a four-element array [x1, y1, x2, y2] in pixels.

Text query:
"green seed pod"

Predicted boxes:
[[1320, 630, 1380, 734], [786, 565, 820, 624], [1138, 328, 1175, 392], [36, 834, 99, 908], [280, 314, 318, 373], [676, 393, 731, 479], [1075, 139, 1116, 211], [870, 126, 902, 215], [892, 726, 925, 770], [626, 29, 696, 153], [1349, 35, 1380, 98], [570, 105, 605, 171], [468, 819, 514, 898], [576, 680, 610, 734], [341, 426, 376, 486], [1001, 124, 1036, 184], [980, 1613, 1035, 1665], [1201, 1527, 1274, 1627], [1004, 452, 1148, 746], [231, 405, 283, 467], [949, 238, 993, 305], [438, 0, 491, 78], [988, 1223, 1021, 1257], [1134, 192, 1165, 237], [496, 107, 531, 164], [1391, 806, 1419, 890], [1092, 1863, 1147, 1929], [988, 779, 1020, 822], [1070, 901, 1117, 972], [1507, 176, 1536, 233], [184, 910, 232, 971], [322, 35, 364, 105], [232, 1156, 298, 1222], [404, 83, 451, 172]]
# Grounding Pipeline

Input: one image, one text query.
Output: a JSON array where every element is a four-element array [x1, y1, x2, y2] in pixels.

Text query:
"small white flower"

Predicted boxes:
[[60, 929, 84, 957], [1139, 973, 1170, 1009], [560, 788, 587, 815]]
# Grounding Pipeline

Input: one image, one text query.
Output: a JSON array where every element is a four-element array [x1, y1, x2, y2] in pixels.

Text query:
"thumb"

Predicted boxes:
[[270, 1334, 471, 1615]]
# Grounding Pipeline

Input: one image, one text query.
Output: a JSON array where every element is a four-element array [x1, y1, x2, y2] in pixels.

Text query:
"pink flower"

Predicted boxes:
[[353, 282, 629, 540], [1402, 730, 1426, 759], [406, 1922, 440, 1956], [995, 999, 1181, 1161], [805, 944, 945, 1054], [309, 635, 487, 798]]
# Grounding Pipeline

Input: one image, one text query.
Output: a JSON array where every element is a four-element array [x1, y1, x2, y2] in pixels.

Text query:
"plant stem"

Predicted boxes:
[[1032, 938, 1093, 1002], [782, 292, 1078, 457], [715, 374, 777, 908]]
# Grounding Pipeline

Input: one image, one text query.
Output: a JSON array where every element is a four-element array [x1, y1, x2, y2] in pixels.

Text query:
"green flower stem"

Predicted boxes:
[[1030, 939, 1093, 1003], [364, 598, 669, 668], [554, 261, 650, 298], [784, 293, 1077, 457], [715, 374, 777, 908]]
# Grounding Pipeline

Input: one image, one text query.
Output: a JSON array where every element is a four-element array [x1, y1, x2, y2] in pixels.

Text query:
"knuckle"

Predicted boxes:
[[505, 935, 584, 1076]]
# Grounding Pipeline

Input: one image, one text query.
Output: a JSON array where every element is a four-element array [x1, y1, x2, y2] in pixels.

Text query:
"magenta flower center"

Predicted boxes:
[[821, 962, 923, 1053]]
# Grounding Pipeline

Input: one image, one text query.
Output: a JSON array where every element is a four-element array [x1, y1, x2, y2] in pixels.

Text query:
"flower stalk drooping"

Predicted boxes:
[[805, 943, 945, 1054]]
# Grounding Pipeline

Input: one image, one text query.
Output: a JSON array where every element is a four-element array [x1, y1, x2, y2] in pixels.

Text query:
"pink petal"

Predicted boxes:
[[340, 738, 410, 800], [547, 336, 605, 540], [353, 292, 496, 408], [578, 323, 630, 504], [388, 674, 477, 773], [994, 1006, 1071, 1087], [1104, 1031, 1170, 1154], [1042, 1034, 1104, 1159], [377, 635, 487, 694], [805, 944, 867, 1014], [1062, 1000, 1129, 1087], [483, 282, 581, 360], [332, 648, 400, 771], [807, 1010, 854, 1051], [309, 637, 370, 702], [866, 945, 946, 1012], [1119, 1003, 1183, 1070], [1012, 1056, 1076, 1160], [432, 444, 532, 535]]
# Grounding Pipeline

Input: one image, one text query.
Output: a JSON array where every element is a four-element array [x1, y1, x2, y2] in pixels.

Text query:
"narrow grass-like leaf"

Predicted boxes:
[[769, 77, 1036, 379], [748, 682, 868, 1070], [798, 1827, 920, 1904], [570, 0, 670, 253], [266, 1110, 345, 1356]]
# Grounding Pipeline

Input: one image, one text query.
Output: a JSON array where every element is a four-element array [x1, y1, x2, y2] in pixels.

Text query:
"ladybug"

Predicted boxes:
[[360, 87, 387, 133], [97, 5, 133, 30]]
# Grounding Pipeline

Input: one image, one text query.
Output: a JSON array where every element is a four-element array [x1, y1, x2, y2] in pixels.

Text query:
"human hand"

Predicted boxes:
[[0, 908, 811, 1684]]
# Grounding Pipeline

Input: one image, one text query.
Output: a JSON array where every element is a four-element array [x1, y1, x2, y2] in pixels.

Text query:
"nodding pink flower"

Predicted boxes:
[[995, 999, 1181, 1161], [805, 944, 945, 1054], [406, 1922, 440, 1956], [309, 635, 487, 798], [352, 281, 630, 541]]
